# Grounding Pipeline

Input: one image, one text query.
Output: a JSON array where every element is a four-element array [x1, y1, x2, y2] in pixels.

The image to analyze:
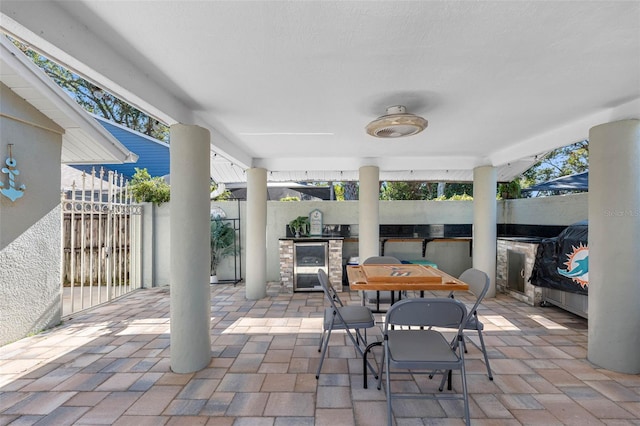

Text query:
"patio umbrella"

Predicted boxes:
[[522, 172, 588, 192]]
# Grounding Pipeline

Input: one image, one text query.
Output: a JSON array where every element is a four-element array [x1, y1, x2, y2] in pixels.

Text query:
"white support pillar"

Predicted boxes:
[[588, 119, 640, 374], [141, 202, 155, 289], [473, 166, 497, 297], [169, 124, 211, 373], [359, 165, 380, 263], [246, 167, 267, 300]]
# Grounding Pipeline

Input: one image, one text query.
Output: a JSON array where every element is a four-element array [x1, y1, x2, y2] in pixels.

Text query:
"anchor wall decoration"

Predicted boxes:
[[1, 144, 26, 202]]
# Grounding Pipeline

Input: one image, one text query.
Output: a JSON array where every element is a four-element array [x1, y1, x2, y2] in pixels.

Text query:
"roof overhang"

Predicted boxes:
[[2, 2, 638, 184], [0, 36, 137, 164]]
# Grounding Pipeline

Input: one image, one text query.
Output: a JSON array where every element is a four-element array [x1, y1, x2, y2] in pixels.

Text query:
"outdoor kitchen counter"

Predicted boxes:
[[279, 237, 344, 292], [279, 236, 345, 241]]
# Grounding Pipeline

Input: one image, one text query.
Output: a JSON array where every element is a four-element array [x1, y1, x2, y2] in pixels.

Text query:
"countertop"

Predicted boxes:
[[279, 236, 345, 241], [498, 236, 544, 243]]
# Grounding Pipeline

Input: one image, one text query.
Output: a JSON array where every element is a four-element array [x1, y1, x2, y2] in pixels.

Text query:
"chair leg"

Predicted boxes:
[[438, 333, 459, 391], [477, 328, 493, 380], [344, 328, 378, 378], [437, 369, 453, 392], [458, 342, 471, 426], [355, 327, 368, 346], [363, 341, 381, 388], [377, 346, 385, 391], [384, 346, 393, 426], [316, 328, 332, 379], [318, 329, 326, 352]]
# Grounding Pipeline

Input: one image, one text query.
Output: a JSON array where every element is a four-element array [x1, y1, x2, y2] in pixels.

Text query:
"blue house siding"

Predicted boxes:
[[69, 117, 170, 180]]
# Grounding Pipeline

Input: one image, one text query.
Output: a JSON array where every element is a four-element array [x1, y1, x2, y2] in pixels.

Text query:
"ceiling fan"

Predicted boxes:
[[365, 105, 428, 138]]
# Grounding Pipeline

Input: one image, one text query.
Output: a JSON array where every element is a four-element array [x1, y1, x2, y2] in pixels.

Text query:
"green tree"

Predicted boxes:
[[381, 181, 427, 200], [439, 183, 473, 199], [13, 40, 170, 142], [522, 140, 588, 189], [129, 168, 171, 204], [380, 181, 473, 200]]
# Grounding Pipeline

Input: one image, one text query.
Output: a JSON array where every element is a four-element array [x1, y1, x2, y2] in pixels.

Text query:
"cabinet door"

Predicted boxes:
[[507, 249, 525, 293]]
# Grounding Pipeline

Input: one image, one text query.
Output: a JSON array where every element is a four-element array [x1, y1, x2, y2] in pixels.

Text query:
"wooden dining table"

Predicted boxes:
[[346, 263, 470, 388], [347, 263, 469, 296]]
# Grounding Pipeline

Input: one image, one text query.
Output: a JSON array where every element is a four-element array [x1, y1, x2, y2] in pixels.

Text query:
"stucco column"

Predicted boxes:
[[588, 119, 640, 374], [246, 167, 267, 299], [169, 124, 211, 373], [141, 202, 155, 289], [359, 165, 380, 262], [473, 166, 497, 297]]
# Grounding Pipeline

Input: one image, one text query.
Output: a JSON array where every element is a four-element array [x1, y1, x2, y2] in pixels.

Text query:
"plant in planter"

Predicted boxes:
[[210, 218, 236, 283], [288, 215, 310, 238], [499, 179, 521, 199]]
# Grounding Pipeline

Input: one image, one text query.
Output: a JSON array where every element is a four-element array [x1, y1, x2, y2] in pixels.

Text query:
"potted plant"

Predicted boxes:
[[288, 215, 310, 238], [499, 179, 521, 199], [210, 218, 236, 283]]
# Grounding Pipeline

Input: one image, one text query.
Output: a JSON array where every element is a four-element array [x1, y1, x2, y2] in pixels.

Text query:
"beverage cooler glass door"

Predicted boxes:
[[293, 242, 328, 291]]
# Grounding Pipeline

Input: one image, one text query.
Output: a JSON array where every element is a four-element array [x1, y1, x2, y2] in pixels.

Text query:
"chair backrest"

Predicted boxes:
[[317, 268, 343, 308], [458, 268, 490, 315], [385, 298, 467, 333], [362, 256, 401, 264]]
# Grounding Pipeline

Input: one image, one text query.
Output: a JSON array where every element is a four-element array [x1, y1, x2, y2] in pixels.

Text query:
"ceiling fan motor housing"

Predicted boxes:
[[366, 105, 428, 138]]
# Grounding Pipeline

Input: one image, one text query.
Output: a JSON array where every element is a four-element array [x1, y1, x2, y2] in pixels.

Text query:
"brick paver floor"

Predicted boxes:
[[1, 283, 639, 425]]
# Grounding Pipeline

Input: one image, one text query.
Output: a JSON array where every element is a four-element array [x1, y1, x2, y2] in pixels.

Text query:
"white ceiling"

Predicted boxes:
[[1, 1, 638, 183]]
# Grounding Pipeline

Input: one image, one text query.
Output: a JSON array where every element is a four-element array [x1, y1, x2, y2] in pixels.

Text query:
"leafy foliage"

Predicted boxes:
[[522, 140, 588, 190], [332, 184, 345, 201], [498, 179, 521, 199], [380, 181, 425, 200], [13, 39, 170, 142], [381, 182, 474, 200], [210, 219, 236, 275], [129, 168, 171, 204], [280, 196, 301, 202], [288, 216, 310, 236], [434, 192, 473, 201]]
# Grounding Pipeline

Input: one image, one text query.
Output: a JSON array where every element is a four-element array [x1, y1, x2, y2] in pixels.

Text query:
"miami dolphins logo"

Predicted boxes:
[[557, 243, 589, 288]]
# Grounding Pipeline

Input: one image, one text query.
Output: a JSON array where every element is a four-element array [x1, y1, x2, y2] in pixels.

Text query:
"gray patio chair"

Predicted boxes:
[[448, 268, 493, 381], [361, 256, 402, 311], [430, 268, 493, 391], [377, 297, 470, 426], [316, 269, 378, 380]]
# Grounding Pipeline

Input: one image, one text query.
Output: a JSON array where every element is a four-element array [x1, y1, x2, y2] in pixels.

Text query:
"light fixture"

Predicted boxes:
[[365, 105, 428, 138]]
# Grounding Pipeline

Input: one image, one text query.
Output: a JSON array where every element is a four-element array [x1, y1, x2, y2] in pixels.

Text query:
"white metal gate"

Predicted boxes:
[[61, 168, 143, 316]]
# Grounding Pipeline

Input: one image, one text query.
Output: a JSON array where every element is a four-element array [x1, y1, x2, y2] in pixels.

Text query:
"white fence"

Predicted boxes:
[[61, 168, 143, 316]]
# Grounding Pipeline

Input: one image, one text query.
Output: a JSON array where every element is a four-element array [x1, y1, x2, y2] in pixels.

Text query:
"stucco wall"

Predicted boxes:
[[1, 83, 63, 345], [236, 199, 474, 283], [141, 202, 171, 288], [148, 193, 589, 286], [499, 193, 588, 225]]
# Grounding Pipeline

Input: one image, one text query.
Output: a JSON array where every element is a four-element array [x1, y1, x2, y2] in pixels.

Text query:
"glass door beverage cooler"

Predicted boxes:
[[293, 242, 328, 291]]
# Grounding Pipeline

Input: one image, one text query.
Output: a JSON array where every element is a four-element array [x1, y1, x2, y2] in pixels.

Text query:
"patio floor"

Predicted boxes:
[[1, 283, 639, 426]]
